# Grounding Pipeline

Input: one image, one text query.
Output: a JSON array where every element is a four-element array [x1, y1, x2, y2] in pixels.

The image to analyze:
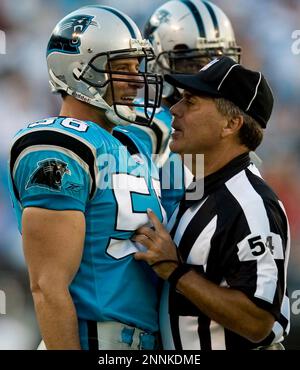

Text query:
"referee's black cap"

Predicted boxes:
[[164, 56, 274, 128]]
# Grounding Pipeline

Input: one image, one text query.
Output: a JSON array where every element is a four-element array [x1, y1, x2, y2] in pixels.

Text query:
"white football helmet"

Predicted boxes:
[[144, 0, 241, 98], [47, 5, 162, 125]]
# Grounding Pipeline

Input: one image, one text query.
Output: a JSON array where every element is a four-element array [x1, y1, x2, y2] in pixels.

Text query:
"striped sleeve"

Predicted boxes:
[[9, 129, 97, 212], [221, 170, 288, 320]]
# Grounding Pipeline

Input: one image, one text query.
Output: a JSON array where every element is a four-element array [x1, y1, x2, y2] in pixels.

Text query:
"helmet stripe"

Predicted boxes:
[[179, 0, 206, 38], [100, 6, 137, 39], [202, 0, 220, 38]]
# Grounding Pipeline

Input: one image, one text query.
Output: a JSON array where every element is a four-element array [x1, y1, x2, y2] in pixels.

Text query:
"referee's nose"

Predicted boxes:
[[170, 98, 184, 118]]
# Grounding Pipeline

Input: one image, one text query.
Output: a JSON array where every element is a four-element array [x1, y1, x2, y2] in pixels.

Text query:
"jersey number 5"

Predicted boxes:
[[106, 174, 163, 259]]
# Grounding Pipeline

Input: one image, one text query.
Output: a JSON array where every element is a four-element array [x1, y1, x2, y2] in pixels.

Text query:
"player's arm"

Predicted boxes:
[[9, 121, 97, 349], [22, 207, 85, 350]]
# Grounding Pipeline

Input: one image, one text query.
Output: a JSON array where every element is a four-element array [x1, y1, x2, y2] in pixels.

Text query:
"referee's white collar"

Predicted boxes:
[[185, 153, 251, 203]]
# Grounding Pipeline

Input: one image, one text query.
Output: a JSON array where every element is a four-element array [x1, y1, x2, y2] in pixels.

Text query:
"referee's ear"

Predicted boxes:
[[221, 115, 244, 139]]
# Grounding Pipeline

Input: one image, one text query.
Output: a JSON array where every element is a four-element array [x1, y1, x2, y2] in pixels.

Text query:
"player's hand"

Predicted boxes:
[[133, 209, 179, 280]]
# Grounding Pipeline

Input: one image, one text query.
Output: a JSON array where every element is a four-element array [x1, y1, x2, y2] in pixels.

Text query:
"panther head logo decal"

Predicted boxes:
[[26, 159, 71, 191], [145, 9, 171, 40], [47, 15, 97, 55]]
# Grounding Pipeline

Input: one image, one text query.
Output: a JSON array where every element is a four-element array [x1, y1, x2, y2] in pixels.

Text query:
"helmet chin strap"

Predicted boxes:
[[50, 68, 136, 126], [75, 67, 137, 126], [105, 106, 136, 127], [87, 86, 136, 126]]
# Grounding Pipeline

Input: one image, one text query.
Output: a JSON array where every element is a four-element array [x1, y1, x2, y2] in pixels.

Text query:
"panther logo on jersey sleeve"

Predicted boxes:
[[47, 15, 97, 55], [26, 159, 71, 191]]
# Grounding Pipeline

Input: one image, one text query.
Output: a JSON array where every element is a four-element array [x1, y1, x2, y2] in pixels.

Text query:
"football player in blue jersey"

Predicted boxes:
[[8, 6, 165, 350], [120, 0, 241, 218]]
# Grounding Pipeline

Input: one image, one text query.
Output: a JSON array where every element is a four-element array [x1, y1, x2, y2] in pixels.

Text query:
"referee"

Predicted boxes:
[[134, 56, 290, 350]]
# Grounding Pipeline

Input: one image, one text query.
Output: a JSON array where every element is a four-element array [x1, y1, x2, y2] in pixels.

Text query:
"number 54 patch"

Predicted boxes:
[[237, 233, 284, 261]]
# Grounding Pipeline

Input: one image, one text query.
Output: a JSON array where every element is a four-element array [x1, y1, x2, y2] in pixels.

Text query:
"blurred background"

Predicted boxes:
[[0, 0, 299, 349]]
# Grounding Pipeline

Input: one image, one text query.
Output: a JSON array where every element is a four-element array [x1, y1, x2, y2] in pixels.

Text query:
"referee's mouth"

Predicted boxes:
[[171, 122, 183, 139]]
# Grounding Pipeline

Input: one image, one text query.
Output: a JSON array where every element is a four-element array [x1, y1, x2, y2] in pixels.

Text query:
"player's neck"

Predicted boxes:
[[59, 96, 114, 133]]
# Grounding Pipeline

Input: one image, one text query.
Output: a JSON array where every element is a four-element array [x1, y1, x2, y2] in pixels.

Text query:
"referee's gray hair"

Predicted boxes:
[[215, 98, 264, 151]]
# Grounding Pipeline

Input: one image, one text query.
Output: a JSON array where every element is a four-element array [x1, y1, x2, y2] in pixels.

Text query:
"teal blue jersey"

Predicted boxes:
[[122, 100, 173, 168], [115, 101, 188, 220], [8, 116, 166, 349]]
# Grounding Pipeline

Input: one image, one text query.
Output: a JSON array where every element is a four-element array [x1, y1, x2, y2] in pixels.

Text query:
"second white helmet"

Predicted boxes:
[[144, 0, 241, 98]]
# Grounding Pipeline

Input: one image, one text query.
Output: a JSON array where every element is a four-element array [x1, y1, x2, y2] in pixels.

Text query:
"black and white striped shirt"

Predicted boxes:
[[160, 153, 290, 350]]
